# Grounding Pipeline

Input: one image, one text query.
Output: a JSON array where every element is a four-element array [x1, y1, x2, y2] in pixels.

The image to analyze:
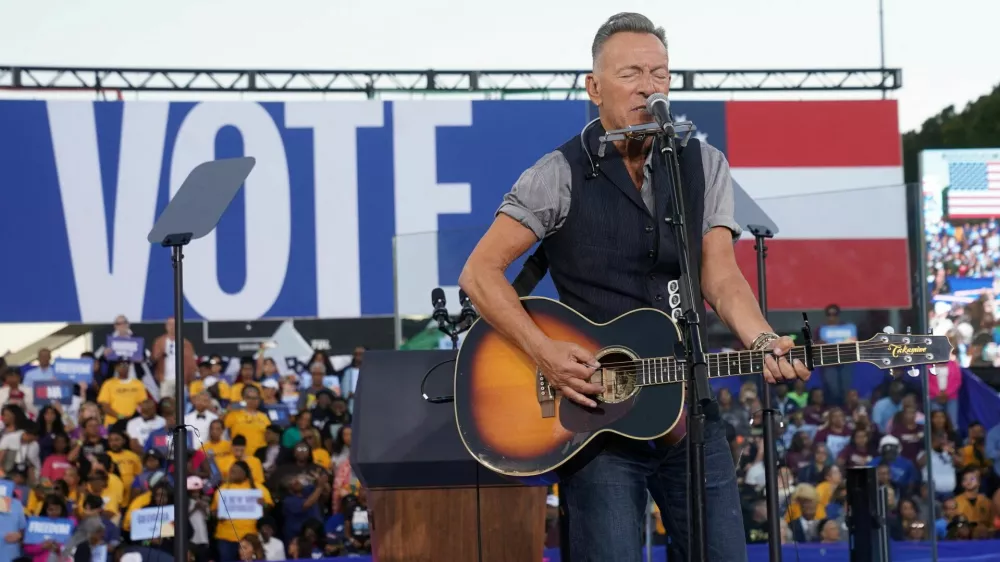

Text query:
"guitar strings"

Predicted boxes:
[[588, 341, 927, 370]]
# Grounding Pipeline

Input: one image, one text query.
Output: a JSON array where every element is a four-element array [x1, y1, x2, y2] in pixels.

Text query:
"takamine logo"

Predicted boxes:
[[888, 344, 927, 357]]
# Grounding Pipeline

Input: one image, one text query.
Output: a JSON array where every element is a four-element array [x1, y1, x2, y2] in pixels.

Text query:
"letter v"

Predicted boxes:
[[47, 101, 169, 322]]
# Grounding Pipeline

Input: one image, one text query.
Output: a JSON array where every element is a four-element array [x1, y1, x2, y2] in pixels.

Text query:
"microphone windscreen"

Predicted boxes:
[[431, 287, 446, 307]]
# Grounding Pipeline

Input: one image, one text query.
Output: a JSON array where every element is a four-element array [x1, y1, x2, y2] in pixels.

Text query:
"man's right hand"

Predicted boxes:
[[535, 340, 603, 408]]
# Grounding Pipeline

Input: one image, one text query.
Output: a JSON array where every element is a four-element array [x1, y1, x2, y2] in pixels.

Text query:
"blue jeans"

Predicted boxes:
[[216, 540, 241, 562], [823, 364, 854, 405], [559, 418, 747, 562]]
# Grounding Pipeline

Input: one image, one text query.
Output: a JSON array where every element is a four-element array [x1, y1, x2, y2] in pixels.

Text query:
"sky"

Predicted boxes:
[[0, 0, 998, 132]]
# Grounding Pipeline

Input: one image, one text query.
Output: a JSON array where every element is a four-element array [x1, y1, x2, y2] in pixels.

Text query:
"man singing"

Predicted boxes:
[[459, 12, 811, 561]]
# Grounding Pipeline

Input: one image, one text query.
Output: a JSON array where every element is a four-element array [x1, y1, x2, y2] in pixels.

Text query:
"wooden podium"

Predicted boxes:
[[352, 350, 546, 562]]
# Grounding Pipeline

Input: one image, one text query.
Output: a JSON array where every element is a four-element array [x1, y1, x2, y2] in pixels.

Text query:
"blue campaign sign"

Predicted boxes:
[[0, 99, 729, 323], [264, 404, 291, 426], [107, 335, 145, 361], [0, 479, 13, 497], [23, 516, 75, 545], [32, 380, 76, 405], [52, 358, 93, 384], [820, 323, 858, 344]]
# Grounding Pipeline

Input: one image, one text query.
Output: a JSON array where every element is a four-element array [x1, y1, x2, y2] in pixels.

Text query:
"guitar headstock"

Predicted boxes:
[[861, 328, 953, 376]]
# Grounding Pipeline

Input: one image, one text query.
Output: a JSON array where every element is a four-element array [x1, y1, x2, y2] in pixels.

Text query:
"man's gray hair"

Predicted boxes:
[[591, 12, 667, 68]]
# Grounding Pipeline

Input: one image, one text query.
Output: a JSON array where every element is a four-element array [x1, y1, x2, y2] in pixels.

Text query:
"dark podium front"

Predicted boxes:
[[351, 350, 545, 562]]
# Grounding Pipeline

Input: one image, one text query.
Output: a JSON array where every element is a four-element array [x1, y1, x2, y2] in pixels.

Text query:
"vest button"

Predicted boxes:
[[647, 250, 655, 258], [645, 225, 654, 233], [654, 294, 664, 302]]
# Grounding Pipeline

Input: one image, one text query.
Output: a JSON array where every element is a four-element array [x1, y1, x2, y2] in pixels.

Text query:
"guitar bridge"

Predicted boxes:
[[536, 368, 555, 418]]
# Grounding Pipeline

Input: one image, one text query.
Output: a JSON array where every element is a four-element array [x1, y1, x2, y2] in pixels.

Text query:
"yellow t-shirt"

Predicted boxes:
[[190, 378, 231, 400], [215, 453, 266, 486], [223, 410, 271, 456], [211, 481, 274, 542], [203, 439, 232, 459], [97, 378, 148, 420], [122, 491, 151, 532], [312, 448, 331, 470], [108, 449, 143, 503], [229, 381, 262, 403]]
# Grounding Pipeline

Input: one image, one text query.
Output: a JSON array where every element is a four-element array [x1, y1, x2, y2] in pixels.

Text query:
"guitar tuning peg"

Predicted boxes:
[[888, 368, 896, 378], [929, 365, 938, 376], [907, 367, 920, 378], [906, 326, 913, 335], [883, 326, 895, 335]]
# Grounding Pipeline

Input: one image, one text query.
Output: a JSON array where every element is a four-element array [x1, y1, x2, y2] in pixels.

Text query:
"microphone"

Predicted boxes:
[[645, 93, 672, 131], [431, 288, 450, 327], [458, 289, 478, 325]]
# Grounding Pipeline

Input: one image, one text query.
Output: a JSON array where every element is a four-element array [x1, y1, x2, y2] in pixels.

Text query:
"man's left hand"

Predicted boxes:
[[762, 336, 811, 384]]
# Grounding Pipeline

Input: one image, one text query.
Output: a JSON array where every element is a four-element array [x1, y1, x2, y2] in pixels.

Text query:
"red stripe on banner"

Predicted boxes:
[[733, 238, 911, 310], [725, 101, 902, 168]]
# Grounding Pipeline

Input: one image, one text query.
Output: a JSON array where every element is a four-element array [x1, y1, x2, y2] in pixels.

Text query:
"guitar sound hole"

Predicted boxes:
[[592, 349, 639, 404]]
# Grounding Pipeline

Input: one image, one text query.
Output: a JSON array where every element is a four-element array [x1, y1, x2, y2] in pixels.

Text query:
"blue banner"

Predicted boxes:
[[32, 380, 76, 405], [264, 404, 291, 426], [0, 99, 731, 323], [52, 358, 93, 384], [819, 323, 857, 344], [0, 479, 13, 497], [23, 517, 74, 545], [107, 335, 145, 361]]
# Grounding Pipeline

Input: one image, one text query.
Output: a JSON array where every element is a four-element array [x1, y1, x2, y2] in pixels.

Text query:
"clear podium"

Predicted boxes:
[[351, 350, 546, 562]]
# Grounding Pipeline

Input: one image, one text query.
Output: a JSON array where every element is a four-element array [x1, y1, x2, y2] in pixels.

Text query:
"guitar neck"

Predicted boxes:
[[635, 342, 862, 386]]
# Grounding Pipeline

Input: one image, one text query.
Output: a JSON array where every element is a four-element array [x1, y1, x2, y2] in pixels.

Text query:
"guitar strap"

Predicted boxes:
[[511, 246, 549, 298]]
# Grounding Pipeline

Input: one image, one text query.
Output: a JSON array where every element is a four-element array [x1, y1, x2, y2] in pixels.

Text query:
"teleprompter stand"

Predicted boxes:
[[147, 157, 256, 562]]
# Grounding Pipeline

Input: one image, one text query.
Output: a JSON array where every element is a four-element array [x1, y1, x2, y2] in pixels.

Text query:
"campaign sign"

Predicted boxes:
[[0, 479, 14, 497], [32, 380, 76, 405], [217, 489, 263, 520], [820, 324, 858, 344], [147, 431, 195, 454], [52, 358, 93, 384], [264, 404, 291, 426], [107, 336, 145, 362], [23, 517, 74, 544], [130, 505, 176, 540]]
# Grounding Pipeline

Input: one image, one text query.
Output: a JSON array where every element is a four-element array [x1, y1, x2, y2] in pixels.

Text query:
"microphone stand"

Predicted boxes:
[[656, 122, 711, 562], [750, 225, 782, 562]]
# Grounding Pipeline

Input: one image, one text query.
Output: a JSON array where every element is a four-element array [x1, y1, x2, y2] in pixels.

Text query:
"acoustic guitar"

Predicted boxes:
[[453, 297, 951, 482]]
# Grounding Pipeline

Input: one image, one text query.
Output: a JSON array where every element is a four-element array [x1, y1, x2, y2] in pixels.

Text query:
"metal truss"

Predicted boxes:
[[0, 66, 901, 97]]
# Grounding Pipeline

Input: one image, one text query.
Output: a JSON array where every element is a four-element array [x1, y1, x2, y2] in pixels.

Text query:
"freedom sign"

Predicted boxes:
[[24, 517, 74, 544], [130, 506, 176, 540]]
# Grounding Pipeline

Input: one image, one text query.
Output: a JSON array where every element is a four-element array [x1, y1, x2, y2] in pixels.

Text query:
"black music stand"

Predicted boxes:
[[734, 179, 783, 562], [146, 157, 256, 562]]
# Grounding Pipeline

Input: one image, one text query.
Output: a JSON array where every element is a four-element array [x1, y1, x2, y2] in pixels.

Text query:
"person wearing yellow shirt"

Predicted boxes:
[[107, 429, 142, 504], [215, 435, 266, 485], [97, 358, 148, 424], [305, 429, 331, 468], [223, 386, 270, 455], [212, 460, 274, 561], [203, 419, 232, 458], [229, 360, 262, 403], [190, 373, 231, 406], [79, 471, 121, 524]]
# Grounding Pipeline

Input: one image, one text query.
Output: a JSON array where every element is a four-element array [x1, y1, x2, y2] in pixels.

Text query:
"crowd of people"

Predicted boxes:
[[0, 316, 368, 562], [926, 219, 1000, 280]]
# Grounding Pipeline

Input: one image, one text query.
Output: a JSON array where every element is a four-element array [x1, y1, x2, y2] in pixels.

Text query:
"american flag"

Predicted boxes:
[[947, 160, 1000, 219]]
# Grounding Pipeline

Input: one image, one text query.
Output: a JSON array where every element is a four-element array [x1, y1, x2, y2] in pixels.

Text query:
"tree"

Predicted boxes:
[[902, 82, 1000, 183]]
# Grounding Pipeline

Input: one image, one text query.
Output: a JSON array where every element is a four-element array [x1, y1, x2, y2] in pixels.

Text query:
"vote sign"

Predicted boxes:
[[820, 324, 858, 344], [217, 489, 263, 520]]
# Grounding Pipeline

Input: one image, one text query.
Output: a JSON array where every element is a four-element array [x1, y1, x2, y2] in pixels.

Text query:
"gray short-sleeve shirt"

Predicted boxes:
[[497, 142, 742, 241]]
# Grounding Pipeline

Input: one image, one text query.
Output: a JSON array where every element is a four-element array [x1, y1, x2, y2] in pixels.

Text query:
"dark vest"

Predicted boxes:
[[542, 122, 707, 325]]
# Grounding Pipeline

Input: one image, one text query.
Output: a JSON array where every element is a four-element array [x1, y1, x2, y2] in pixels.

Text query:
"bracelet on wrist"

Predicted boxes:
[[750, 332, 780, 351]]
